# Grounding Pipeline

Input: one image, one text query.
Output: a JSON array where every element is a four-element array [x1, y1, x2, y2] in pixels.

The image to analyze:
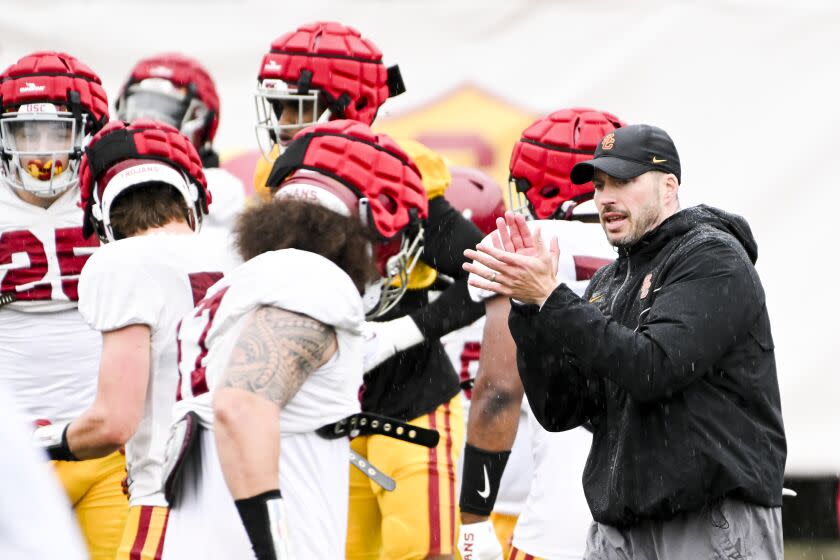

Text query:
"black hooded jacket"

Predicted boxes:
[[509, 205, 786, 527]]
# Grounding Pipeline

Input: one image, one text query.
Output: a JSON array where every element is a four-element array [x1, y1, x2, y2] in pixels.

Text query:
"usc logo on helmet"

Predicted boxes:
[[601, 133, 616, 151]]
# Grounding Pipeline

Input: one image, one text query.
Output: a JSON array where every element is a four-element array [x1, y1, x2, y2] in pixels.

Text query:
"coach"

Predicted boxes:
[[464, 124, 786, 559]]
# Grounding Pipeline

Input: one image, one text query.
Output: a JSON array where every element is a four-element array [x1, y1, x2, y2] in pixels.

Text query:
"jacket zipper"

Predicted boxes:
[[610, 248, 631, 316], [608, 248, 631, 501]]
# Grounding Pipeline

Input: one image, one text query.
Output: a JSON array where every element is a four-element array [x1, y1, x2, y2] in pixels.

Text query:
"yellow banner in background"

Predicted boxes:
[[375, 84, 537, 209]]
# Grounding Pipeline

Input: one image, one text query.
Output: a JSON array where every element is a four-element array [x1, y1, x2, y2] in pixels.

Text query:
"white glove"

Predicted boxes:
[[32, 421, 67, 449], [361, 315, 424, 372], [457, 520, 504, 560]]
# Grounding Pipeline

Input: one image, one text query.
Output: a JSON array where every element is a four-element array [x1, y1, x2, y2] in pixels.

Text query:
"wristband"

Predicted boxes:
[[234, 489, 288, 560], [458, 443, 511, 516], [33, 421, 78, 461]]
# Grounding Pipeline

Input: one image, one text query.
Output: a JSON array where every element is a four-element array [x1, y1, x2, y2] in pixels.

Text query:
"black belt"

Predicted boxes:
[[317, 412, 440, 448]]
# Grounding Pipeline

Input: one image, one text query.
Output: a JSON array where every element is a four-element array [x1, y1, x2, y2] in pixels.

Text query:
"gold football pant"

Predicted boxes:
[[53, 450, 129, 560], [490, 512, 518, 558], [347, 396, 465, 560], [508, 545, 545, 560], [116, 505, 170, 560]]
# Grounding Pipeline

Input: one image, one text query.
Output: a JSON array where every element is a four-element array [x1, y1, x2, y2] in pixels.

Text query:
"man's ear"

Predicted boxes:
[[663, 173, 680, 206]]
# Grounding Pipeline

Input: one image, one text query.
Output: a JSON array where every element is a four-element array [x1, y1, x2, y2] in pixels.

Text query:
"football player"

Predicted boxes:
[[116, 53, 245, 243], [457, 109, 624, 560], [251, 20, 404, 198], [32, 119, 236, 559], [162, 121, 424, 559], [253, 22, 485, 559], [0, 51, 127, 559], [441, 166, 533, 557]]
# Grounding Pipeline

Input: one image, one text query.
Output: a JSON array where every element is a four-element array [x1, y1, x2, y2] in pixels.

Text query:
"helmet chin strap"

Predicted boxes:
[[316, 108, 332, 124]]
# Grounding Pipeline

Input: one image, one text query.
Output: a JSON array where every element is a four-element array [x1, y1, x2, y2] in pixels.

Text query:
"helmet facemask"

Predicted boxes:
[[364, 219, 424, 319], [0, 104, 86, 198], [118, 79, 211, 148], [506, 176, 532, 219], [255, 79, 331, 160]]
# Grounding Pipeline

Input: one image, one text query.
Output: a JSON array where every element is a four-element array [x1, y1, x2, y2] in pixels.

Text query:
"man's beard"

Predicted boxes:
[[603, 198, 662, 249]]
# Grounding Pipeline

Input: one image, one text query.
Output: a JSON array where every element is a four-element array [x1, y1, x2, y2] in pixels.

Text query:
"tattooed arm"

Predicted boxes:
[[213, 306, 337, 499]]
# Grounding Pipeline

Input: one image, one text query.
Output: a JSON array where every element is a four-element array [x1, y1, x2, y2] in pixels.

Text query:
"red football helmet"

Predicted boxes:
[[0, 51, 109, 198], [509, 108, 624, 220], [255, 21, 405, 158], [445, 166, 506, 235], [267, 120, 426, 318], [116, 53, 219, 154], [79, 119, 210, 242]]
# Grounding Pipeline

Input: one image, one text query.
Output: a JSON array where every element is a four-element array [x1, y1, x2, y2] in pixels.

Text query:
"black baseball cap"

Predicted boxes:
[[570, 124, 681, 185]]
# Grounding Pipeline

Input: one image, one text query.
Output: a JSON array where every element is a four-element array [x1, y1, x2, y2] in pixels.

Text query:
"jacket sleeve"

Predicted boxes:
[[532, 239, 763, 403], [507, 269, 607, 432], [408, 197, 485, 339]]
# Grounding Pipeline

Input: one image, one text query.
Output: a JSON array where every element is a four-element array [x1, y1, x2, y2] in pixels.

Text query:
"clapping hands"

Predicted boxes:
[[463, 211, 561, 306]]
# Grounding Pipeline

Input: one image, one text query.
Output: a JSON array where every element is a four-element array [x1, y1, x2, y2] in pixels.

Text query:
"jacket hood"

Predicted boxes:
[[635, 205, 759, 263]]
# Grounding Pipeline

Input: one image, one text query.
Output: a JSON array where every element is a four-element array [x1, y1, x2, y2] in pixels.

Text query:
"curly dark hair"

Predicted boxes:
[[234, 198, 378, 293]]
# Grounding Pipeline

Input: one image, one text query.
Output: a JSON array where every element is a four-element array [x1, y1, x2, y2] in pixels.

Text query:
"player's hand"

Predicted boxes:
[[32, 419, 76, 461], [457, 520, 504, 560], [361, 316, 424, 372], [32, 419, 63, 448], [464, 213, 560, 306]]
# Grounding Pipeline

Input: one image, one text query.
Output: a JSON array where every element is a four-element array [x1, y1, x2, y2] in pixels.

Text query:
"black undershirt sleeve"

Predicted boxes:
[[408, 197, 485, 339]]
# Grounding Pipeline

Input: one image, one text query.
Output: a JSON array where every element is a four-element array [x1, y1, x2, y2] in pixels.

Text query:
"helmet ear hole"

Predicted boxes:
[[355, 97, 368, 111], [540, 185, 559, 198], [378, 193, 397, 214]]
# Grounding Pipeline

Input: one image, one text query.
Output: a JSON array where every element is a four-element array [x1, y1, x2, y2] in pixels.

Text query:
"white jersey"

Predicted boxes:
[[166, 249, 364, 559], [0, 185, 100, 424], [200, 167, 246, 253], [513, 416, 594, 559], [469, 219, 615, 557], [0, 184, 98, 312], [78, 233, 234, 507], [441, 317, 533, 516]]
